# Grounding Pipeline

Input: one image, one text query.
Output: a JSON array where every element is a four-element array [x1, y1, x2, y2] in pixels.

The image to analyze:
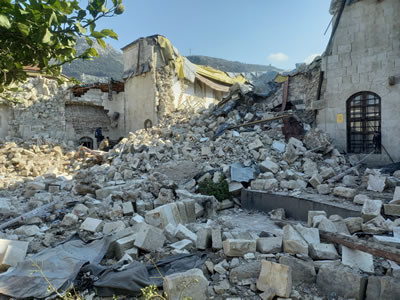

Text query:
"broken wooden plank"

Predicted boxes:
[[274, 220, 400, 264]]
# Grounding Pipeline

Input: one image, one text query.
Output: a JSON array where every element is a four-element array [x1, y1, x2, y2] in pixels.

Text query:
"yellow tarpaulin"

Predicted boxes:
[[158, 35, 247, 86], [157, 36, 175, 61], [274, 74, 289, 83], [196, 65, 247, 85]]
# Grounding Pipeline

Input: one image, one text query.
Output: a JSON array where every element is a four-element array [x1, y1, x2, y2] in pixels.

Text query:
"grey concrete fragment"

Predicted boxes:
[[279, 255, 316, 284], [256, 237, 282, 254], [342, 246, 374, 273], [223, 239, 256, 257], [316, 264, 367, 300]]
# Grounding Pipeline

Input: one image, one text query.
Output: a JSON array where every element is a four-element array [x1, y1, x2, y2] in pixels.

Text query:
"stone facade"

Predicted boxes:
[[316, 0, 400, 165]]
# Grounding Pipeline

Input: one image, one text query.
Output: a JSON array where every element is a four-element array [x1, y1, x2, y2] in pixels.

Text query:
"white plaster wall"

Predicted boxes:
[[0, 105, 10, 140], [171, 77, 220, 111], [123, 44, 139, 73], [124, 72, 157, 133], [318, 0, 400, 165], [102, 91, 125, 138]]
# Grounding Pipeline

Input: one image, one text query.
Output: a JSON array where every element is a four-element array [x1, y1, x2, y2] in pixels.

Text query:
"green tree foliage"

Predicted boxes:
[[197, 177, 232, 202], [0, 0, 125, 91]]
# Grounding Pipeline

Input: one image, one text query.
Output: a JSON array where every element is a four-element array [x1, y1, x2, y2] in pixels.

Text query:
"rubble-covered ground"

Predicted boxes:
[[1, 100, 400, 299]]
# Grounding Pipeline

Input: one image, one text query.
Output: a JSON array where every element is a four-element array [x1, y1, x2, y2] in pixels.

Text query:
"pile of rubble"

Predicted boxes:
[[1, 101, 400, 299], [0, 140, 78, 189]]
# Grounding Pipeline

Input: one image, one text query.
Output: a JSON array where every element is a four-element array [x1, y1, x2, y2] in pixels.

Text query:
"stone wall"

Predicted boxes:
[[316, 0, 400, 165], [6, 77, 68, 141]]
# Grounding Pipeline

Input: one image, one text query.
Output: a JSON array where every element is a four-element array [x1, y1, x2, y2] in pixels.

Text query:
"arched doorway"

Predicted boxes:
[[79, 136, 94, 149], [346, 91, 381, 153]]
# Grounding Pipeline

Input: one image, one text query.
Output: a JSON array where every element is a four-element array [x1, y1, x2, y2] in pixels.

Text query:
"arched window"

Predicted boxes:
[[79, 136, 94, 149], [346, 91, 381, 153]]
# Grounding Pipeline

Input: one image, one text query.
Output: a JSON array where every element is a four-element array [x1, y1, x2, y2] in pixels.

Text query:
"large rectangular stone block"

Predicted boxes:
[[256, 260, 292, 298], [223, 239, 256, 257]]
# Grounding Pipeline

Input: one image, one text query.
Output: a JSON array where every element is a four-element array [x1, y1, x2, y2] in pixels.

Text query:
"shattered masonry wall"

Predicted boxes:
[[0, 104, 10, 139], [7, 77, 68, 141], [67, 88, 125, 144], [263, 61, 322, 112], [122, 36, 223, 133], [317, 0, 400, 164]]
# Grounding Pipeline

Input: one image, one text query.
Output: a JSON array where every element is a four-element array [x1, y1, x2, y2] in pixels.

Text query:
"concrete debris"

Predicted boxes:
[[1, 75, 400, 300]]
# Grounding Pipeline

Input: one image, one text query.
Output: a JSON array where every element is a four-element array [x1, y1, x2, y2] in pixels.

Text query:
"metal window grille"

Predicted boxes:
[[346, 92, 381, 153]]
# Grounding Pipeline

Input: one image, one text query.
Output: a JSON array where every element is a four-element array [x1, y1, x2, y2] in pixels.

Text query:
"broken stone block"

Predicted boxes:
[[163, 268, 208, 300], [125, 247, 139, 260], [228, 182, 243, 195], [367, 174, 386, 193], [170, 239, 193, 250], [248, 138, 264, 151], [361, 200, 383, 222], [282, 225, 308, 255], [316, 264, 367, 300], [145, 202, 182, 229], [122, 202, 134, 215], [308, 174, 323, 189], [320, 166, 336, 180], [362, 215, 389, 234], [344, 217, 363, 234], [115, 234, 137, 260], [80, 217, 103, 233], [256, 260, 292, 298], [309, 243, 339, 260], [317, 184, 331, 195], [229, 261, 261, 284], [0, 239, 29, 270], [0, 198, 11, 216], [342, 175, 358, 187], [342, 246, 374, 273], [263, 178, 279, 191], [307, 211, 327, 227], [211, 228, 223, 250], [134, 224, 165, 252], [293, 224, 320, 244], [182, 199, 196, 223], [279, 255, 316, 284], [176, 201, 188, 224], [390, 186, 400, 204], [213, 260, 227, 275], [366, 276, 400, 300], [213, 279, 230, 295], [196, 228, 211, 250], [383, 204, 400, 216], [72, 203, 89, 217], [175, 224, 197, 243], [15, 225, 40, 237], [103, 220, 126, 235], [251, 179, 266, 190], [61, 213, 78, 226], [333, 220, 351, 235], [354, 194, 370, 205], [259, 159, 279, 174], [318, 217, 338, 233], [223, 239, 256, 257], [333, 187, 356, 199], [256, 237, 282, 254], [272, 141, 286, 153], [95, 186, 121, 200]]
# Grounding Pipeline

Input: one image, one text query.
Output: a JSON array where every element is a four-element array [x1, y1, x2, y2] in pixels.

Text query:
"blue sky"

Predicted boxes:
[[95, 0, 333, 70]]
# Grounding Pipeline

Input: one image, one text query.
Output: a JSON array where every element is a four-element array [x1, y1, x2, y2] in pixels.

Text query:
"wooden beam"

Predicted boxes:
[[319, 231, 400, 264], [228, 114, 289, 130]]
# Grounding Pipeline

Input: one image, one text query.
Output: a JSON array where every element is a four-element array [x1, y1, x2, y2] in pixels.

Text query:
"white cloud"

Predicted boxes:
[[303, 53, 320, 64], [268, 52, 289, 63]]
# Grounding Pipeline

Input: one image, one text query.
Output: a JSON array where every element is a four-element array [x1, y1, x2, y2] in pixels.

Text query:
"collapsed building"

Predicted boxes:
[[1, 0, 400, 299]]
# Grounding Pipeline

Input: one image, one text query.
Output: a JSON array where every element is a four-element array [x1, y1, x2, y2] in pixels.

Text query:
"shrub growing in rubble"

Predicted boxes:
[[197, 177, 232, 202]]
